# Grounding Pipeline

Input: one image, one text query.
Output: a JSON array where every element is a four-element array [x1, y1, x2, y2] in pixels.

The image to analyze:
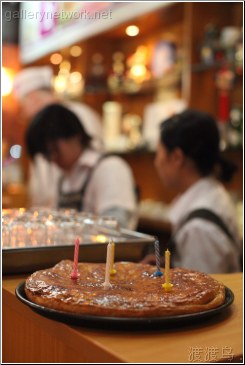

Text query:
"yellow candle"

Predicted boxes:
[[110, 241, 117, 275], [162, 249, 173, 291], [165, 249, 170, 283]]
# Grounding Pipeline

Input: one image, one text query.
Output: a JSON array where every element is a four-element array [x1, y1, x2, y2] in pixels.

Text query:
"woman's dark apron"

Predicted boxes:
[[58, 155, 106, 211]]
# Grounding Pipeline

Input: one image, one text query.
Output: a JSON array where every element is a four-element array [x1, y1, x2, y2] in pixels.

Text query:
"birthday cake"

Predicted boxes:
[[24, 260, 225, 317]]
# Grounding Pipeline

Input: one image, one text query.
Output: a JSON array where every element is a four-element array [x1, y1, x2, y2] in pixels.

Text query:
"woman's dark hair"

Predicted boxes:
[[26, 103, 92, 159], [160, 109, 237, 182]]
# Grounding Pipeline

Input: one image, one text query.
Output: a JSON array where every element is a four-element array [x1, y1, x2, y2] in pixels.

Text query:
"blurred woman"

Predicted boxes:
[[14, 66, 104, 208], [25, 104, 138, 230], [146, 109, 241, 273]]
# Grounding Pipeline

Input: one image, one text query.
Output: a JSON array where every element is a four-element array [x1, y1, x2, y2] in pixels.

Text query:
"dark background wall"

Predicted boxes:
[[2, 2, 20, 44]]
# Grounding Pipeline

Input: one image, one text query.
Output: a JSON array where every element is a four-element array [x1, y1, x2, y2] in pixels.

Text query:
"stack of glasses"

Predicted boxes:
[[2, 208, 121, 249]]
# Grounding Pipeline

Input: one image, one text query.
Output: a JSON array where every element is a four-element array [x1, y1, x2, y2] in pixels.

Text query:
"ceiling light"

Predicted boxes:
[[126, 25, 139, 37], [70, 46, 82, 57], [2, 68, 14, 96], [50, 53, 63, 65]]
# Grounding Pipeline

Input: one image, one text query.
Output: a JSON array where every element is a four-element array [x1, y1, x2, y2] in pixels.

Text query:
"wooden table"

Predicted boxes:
[[2, 273, 243, 363]]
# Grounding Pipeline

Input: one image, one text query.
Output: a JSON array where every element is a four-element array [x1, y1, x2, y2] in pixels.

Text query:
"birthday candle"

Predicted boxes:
[[153, 239, 163, 277], [110, 240, 117, 275], [71, 237, 80, 280], [103, 241, 113, 289], [162, 249, 173, 291], [165, 249, 170, 282]]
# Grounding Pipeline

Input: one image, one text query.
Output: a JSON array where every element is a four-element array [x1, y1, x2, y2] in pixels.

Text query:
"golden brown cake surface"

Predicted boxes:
[[25, 260, 225, 317]]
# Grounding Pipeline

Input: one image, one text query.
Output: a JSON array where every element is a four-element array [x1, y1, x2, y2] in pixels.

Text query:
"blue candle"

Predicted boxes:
[[153, 239, 163, 277]]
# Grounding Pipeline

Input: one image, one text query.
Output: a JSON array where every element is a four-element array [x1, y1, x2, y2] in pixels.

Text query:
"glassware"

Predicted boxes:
[[79, 213, 98, 240], [2, 208, 122, 248], [9, 219, 28, 248], [96, 216, 120, 237], [2, 224, 10, 248], [25, 220, 47, 247]]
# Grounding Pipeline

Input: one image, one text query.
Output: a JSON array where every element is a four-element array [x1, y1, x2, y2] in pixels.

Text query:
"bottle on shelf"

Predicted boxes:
[[234, 27, 243, 76], [215, 66, 235, 150], [102, 101, 122, 151], [227, 105, 243, 149], [220, 26, 241, 66], [200, 23, 220, 65], [85, 53, 107, 93], [107, 51, 126, 93]]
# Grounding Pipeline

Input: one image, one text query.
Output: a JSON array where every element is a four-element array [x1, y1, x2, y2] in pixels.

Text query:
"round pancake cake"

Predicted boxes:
[[25, 260, 225, 317]]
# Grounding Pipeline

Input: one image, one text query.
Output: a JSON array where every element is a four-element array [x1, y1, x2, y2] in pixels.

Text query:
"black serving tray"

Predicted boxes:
[[16, 282, 234, 331]]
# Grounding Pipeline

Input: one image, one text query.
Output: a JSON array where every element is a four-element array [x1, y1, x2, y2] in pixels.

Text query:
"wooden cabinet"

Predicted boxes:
[[77, 2, 243, 116], [19, 2, 243, 208], [29, 2, 242, 120], [81, 2, 186, 116], [72, 2, 243, 206]]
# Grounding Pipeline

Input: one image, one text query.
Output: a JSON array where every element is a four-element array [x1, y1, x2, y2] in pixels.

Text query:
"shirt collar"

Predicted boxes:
[[65, 148, 101, 177], [77, 148, 101, 168], [169, 177, 216, 225]]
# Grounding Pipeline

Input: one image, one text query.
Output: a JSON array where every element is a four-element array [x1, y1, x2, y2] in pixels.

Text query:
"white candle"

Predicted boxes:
[[103, 242, 113, 289], [110, 240, 116, 275]]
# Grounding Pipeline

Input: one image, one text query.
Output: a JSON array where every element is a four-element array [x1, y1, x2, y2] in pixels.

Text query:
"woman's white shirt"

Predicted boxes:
[[169, 177, 241, 273], [61, 149, 138, 229]]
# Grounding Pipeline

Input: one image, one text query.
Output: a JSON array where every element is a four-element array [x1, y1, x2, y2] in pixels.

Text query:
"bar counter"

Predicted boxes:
[[2, 272, 243, 363]]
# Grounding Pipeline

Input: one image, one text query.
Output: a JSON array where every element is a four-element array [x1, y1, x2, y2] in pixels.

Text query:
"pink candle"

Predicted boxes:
[[71, 237, 80, 280]]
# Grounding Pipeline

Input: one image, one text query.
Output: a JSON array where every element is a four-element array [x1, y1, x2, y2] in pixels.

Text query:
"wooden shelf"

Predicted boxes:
[[84, 67, 182, 97], [191, 61, 243, 73]]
